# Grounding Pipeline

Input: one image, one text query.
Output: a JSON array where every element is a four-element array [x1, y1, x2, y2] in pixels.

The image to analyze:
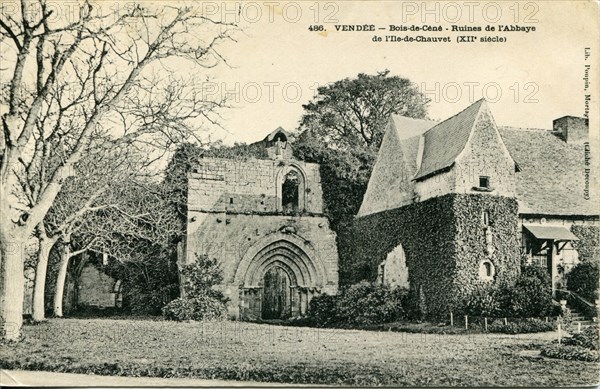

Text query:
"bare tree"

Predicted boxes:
[[30, 144, 147, 320], [51, 174, 182, 317], [0, 0, 236, 339]]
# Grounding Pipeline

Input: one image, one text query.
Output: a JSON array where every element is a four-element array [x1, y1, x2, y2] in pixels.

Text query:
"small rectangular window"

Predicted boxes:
[[479, 176, 490, 188], [229, 197, 234, 204]]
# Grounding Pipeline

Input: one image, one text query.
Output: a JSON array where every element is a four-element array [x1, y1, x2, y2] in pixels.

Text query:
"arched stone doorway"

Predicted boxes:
[[262, 266, 291, 319], [234, 234, 326, 320]]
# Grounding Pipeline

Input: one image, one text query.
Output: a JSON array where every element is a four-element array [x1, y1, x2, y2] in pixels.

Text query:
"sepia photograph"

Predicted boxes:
[[0, 0, 598, 386]]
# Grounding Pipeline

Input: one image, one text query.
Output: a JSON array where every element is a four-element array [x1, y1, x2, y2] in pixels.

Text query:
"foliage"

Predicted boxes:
[[570, 225, 600, 263], [162, 254, 228, 321], [307, 282, 407, 326], [0, 0, 237, 339], [563, 326, 600, 350], [345, 194, 521, 319], [294, 70, 429, 230], [507, 264, 553, 318], [336, 282, 406, 325], [461, 283, 506, 318], [299, 70, 429, 150], [120, 260, 180, 316], [487, 318, 556, 334], [566, 261, 599, 302], [540, 323, 600, 362], [460, 265, 553, 319], [162, 296, 227, 321], [541, 344, 600, 362], [556, 308, 574, 333], [306, 294, 339, 327]]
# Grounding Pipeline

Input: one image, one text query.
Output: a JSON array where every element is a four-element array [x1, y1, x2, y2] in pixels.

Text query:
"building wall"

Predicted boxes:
[[414, 169, 455, 202], [453, 103, 516, 197], [185, 212, 339, 319], [415, 102, 516, 202], [188, 157, 324, 214], [347, 194, 521, 319], [357, 125, 417, 217], [185, 154, 338, 320], [77, 263, 118, 308]]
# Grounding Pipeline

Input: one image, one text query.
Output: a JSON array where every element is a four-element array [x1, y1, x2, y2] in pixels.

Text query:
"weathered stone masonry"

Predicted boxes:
[[182, 130, 339, 320]]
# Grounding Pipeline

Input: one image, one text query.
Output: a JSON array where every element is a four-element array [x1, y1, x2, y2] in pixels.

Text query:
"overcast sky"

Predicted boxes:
[[194, 1, 599, 144]]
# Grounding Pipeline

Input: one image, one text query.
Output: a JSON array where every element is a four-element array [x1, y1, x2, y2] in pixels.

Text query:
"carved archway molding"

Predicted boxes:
[[233, 231, 325, 289]]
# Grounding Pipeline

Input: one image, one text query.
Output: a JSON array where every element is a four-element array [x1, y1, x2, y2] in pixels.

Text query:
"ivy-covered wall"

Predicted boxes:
[[343, 193, 521, 319], [571, 225, 600, 262]]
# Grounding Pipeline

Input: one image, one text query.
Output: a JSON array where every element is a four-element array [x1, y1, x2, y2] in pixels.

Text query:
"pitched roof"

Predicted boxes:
[[499, 127, 597, 216], [414, 99, 485, 180], [390, 115, 437, 140], [264, 127, 290, 142], [356, 115, 437, 217]]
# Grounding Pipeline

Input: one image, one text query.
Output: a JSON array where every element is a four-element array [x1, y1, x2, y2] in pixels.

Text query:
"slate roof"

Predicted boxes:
[[499, 127, 597, 216], [414, 99, 485, 180], [389, 115, 437, 177], [359, 100, 597, 218], [390, 115, 438, 140]]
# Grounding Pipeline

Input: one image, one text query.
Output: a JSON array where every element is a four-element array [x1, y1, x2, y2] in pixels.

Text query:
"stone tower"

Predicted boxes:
[[182, 128, 339, 320]]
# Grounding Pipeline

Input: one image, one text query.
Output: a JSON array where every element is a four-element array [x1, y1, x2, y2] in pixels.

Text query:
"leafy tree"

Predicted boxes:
[[0, 1, 236, 339], [294, 70, 429, 229], [299, 70, 429, 150]]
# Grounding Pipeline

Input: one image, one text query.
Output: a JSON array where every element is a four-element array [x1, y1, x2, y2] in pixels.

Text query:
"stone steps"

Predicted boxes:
[[567, 306, 597, 332]]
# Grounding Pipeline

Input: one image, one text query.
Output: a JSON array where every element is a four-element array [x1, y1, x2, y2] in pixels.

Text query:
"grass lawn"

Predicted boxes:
[[1, 318, 598, 386]]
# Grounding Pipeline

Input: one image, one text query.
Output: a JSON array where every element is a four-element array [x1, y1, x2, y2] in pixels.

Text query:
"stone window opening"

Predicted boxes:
[[482, 210, 490, 226], [479, 259, 495, 281], [479, 176, 490, 188], [282, 170, 300, 213]]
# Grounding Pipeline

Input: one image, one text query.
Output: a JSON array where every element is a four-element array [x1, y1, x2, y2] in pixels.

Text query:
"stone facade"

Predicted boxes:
[[183, 128, 339, 320], [351, 99, 597, 316], [77, 263, 121, 308]]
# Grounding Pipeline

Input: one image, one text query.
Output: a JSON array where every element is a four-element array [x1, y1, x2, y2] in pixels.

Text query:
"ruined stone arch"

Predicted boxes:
[[233, 232, 325, 289], [275, 163, 307, 212]]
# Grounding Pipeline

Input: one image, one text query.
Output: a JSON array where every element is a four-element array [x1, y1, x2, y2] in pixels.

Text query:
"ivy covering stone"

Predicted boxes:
[[344, 193, 521, 319]]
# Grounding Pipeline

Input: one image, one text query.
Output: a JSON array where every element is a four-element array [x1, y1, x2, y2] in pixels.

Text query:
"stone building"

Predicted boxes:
[[350, 99, 598, 318], [182, 128, 339, 320]]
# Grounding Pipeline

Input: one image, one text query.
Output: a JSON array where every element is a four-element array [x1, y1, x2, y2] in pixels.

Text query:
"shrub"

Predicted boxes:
[[557, 308, 574, 333], [506, 265, 553, 317], [336, 281, 406, 325], [566, 261, 600, 302], [563, 326, 599, 350], [488, 318, 555, 334], [461, 283, 506, 317], [541, 344, 600, 362], [307, 282, 408, 327], [162, 254, 228, 321], [162, 296, 227, 321], [307, 294, 339, 327]]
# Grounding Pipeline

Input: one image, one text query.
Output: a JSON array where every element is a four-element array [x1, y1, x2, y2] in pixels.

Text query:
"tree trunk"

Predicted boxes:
[[32, 236, 57, 322], [0, 233, 26, 340], [53, 244, 71, 317]]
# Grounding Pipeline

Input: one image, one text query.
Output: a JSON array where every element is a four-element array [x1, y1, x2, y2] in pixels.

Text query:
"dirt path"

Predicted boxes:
[[0, 369, 298, 387]]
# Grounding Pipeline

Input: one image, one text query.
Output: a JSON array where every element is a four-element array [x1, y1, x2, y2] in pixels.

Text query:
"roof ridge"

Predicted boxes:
[[422, 98, 486, 136], [413, 99, 486, 180], [499, 126, 553, 132]]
